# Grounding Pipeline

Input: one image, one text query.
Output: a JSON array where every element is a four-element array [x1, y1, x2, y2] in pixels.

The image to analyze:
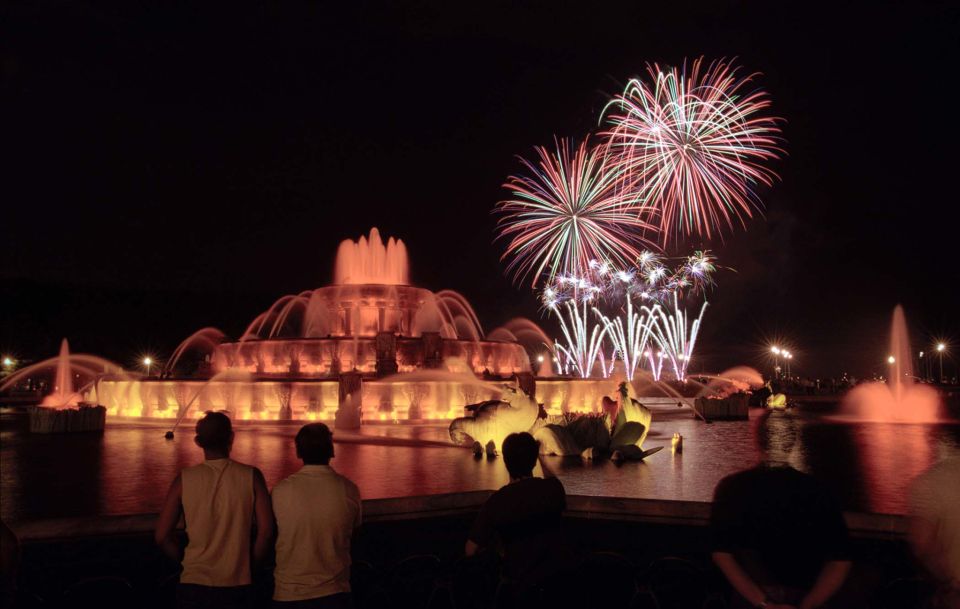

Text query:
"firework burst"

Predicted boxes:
[[495, 137, 657, 288], [603, 57, 782, 245]]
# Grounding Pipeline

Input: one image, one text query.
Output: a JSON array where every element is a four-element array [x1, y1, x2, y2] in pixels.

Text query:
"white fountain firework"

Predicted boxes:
[[548, 291, 610, 379], [541, 251, 714, 381], [645, 293, 708, 381]]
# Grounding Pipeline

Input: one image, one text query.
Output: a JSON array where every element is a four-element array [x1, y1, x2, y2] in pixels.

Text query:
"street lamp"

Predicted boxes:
[[1, 356, 13, 370], [936, 343, 946, 383], [143, 356, 153, 378], [770, 346, 781, 379], [887, 355, 895, 365]]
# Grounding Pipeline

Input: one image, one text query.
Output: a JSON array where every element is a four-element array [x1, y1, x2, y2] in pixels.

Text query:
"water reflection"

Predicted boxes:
[[2, 407, 958, 522]]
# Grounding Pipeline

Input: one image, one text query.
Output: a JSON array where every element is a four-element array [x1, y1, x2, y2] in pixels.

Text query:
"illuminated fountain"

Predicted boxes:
[[40, 339, 83, 408], [842, 305, 942, 422], [96, 228, 538, 424], [0, 339, 125, 433]]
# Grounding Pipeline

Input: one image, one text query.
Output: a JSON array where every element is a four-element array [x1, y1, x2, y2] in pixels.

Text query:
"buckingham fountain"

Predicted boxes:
[[90, 228, 551, 427]]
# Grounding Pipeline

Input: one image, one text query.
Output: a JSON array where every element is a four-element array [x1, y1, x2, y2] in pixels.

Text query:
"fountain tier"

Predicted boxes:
[[99, 228, 536, 423]]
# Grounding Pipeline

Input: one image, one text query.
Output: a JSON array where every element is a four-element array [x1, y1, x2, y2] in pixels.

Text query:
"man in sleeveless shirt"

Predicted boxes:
[[155, 411, 275, 609], [272, 423, 361, 608]]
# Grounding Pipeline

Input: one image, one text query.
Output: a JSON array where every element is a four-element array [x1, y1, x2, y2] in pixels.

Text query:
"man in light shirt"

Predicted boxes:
[[272, 423, 361, 608], [155, 411, 275, 609]]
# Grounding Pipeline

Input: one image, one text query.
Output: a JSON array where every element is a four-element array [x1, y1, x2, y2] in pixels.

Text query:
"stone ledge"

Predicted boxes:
[[10, 492, 907, 542]]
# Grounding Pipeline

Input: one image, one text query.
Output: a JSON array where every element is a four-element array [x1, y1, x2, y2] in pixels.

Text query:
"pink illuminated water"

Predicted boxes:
[[842, 305, 941, 422], [334, 227, 409, 285], [3, 405, 957, 522], [39, 339, 81, 408]]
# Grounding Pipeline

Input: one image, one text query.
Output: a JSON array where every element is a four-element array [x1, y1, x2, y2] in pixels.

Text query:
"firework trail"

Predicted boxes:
[[603, 58, 782, 245], [644, 293, 708, 381], [496, 137, 657, 288]]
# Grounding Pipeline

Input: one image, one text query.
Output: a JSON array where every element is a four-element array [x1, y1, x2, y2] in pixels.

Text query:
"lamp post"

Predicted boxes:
[[936, 343, 946, 383], [143, 356, 153, 378], [770, 346, 781, 380]]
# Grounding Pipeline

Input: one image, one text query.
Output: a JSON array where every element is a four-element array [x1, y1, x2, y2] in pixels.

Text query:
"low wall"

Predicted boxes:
[[10, 493, 915, 609], [10, 493, 907, 542]]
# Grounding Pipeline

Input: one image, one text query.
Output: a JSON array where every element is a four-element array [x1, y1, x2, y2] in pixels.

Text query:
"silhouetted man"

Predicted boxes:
[[0, 520, 18, 608], [909, 429, 960, 608], [711, 412, 850, 609], [272, 423, 361, 608], [465, 432, 576, 606], [155, 411, 274, 609]]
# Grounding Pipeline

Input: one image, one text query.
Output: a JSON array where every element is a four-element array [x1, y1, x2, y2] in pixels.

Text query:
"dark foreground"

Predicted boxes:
[[9, 496, 925, 609]]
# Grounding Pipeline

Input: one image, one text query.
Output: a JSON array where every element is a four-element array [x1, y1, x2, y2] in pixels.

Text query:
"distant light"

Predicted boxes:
[[536, 355, 544, 363], [1, 356, 13, 368], [143, 357, 153, 366], [887, 355, 896, 364], [919, 351, 924, 358], [937, 343, 946, 352], [771, 346, 780, 355]]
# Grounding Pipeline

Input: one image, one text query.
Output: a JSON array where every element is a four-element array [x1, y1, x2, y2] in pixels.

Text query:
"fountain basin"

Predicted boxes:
[[28, 404, 106, 433], [693, 394, 749, 420]]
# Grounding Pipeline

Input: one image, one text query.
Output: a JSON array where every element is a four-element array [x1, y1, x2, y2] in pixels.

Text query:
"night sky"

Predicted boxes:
[[2, 1, 958, 379]]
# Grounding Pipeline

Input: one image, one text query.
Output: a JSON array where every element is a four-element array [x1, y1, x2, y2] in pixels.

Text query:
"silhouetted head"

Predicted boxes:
[[936, 424, 960, 459], [502, 432, 539, 479], [195, 411, 233, 456], [295, 423, 335, 465], [756, 411, 799, 464]]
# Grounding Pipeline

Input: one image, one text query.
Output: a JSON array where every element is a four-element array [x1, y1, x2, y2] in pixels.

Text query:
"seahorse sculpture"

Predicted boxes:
[[448, 382, 540, 457], [450, 380, 661, 461]]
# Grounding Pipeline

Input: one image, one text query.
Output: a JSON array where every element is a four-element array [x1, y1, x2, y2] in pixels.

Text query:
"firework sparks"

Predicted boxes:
[[550, 299, 610, 379], [599, 292, 656, 381], [603, 58, 782, 244], [495, 138, 657, 287], [645, 293, 708, 382]]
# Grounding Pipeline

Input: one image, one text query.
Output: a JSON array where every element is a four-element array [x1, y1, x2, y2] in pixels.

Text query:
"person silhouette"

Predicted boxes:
[[711, 412, 851, 609]]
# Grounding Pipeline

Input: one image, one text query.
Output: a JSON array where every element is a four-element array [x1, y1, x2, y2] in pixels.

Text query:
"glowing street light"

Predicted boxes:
[[143, 356, 154, 377], [770, 345, 782, 379], [887, 355, 896, 365], [1, 356, 14, 371], [936, 342, 947, 382]]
